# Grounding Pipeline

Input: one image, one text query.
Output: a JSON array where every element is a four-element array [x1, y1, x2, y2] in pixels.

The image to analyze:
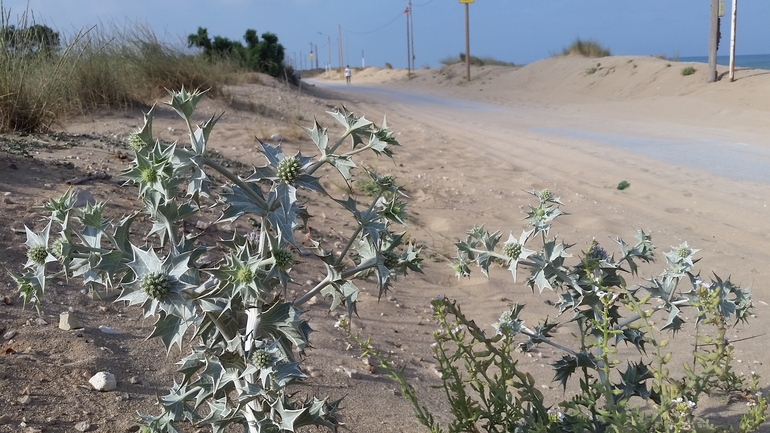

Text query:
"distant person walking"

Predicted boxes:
[[345, 66, 351, 84]]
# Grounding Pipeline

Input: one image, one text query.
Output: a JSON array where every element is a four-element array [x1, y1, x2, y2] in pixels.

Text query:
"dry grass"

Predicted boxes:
[[0, 7, 245, 133], [560, 38, 611, 58]]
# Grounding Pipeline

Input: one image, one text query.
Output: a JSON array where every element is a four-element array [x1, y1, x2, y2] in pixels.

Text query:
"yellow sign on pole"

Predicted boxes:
[[459, 0, 474, 3]]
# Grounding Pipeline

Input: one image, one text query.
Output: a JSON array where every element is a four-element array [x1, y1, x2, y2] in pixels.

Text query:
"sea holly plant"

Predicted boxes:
[[346, 189, 767, 432], [11, 88, 421, 433]]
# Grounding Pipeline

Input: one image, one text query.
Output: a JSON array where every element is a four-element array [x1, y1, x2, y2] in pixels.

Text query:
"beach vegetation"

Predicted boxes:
[[441, 53, 515, 67], [585, 67, 598, 75], [0, 5, 296, 134], [346, 189, 768, 432], [187, 27, 286, 78], [11, 89, 421, 432], [384, 62, 393, 69], [681, 66, 696, 76], [561, 38, 611, 58]]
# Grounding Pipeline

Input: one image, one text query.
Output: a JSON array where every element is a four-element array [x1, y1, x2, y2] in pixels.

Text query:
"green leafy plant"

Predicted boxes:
[[681, 66, 696, 76], [11, 88, 422, 432], [585, 67, 598, 75], [560, 38, 610, 58], [346, 189, 767, 432]]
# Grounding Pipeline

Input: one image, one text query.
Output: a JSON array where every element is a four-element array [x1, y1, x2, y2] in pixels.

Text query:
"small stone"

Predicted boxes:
[[336, 366, 360, 379], [98, 325, 120, 335], [3, 296, 12, 305], [3, 330, 17, 340], [195, 220, 208, 230], [116, 392, 129, 401], [89, 372, 117, 391], [34, 318, 48, 326], [75, 421, 90, 432], [3, 197, 13, 204], [59, 312, 80, 331], [270, 133, 284, 142], [128, 376, 141, 384]]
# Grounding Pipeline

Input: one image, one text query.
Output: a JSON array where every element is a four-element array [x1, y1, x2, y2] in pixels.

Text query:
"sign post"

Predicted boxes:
[[460, 0, 473, 81]]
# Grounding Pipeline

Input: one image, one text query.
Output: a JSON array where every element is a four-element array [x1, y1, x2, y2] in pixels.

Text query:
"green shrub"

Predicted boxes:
[[384, 62, 393, 69], [346, 189, 768, 433], [681, 66, 696, 76], [560, 38, 611, 57], [12, 92, 422, 432], [585, 67, 598, 75], [441, 53, 515, 67]]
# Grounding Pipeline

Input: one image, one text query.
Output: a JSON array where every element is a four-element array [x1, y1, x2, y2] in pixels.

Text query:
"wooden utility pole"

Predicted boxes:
[[464, 2, 471, 81], [409, 0, 415, 72], [406, 4, 411, 75], [708, 0, 719, 82], [729, 0, 737, 81]]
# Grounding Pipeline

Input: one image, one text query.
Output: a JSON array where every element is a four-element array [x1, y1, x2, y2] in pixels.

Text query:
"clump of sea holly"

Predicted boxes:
[[277, 155, 302, 184], [141, 271, 171, 300], [235, 267, 254, 284]]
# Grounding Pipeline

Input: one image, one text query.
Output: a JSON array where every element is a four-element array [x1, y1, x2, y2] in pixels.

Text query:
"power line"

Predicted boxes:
[[341, 11, 404, 35], [412, 0, 435, 6]]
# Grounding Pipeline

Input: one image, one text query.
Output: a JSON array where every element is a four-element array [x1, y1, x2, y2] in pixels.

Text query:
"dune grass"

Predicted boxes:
[[0, 8, 244, 133], [440, 53, 515, 67], [560, 38, 611, 58]]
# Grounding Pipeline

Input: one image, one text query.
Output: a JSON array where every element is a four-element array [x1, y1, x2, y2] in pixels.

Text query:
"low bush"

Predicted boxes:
[[681, 66, 696, 76], [346, 189, 768, 432]]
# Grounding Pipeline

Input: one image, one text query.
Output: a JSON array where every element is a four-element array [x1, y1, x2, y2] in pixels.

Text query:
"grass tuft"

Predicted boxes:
[[440, 53, 515, 67], [560, 38, 611, 58], [681, 66, 696, 76], [0, 7, 245, 133]]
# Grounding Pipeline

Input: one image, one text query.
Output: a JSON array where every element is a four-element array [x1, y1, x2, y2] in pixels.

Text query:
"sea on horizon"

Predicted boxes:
[[678, 53, 770, 70]]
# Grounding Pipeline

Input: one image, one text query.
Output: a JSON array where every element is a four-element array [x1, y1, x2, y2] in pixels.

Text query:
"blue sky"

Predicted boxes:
[[6, 0, 770, 69]]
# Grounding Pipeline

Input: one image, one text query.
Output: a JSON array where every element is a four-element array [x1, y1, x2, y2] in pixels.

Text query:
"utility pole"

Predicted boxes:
[[729, 0, 737, 81], [405, 3, 411, 74], [708, 0, 719, 82], [338, 24, 344, 78], [309, 42, 314, 70], [315, 43, 319, 69], [464, 0, 472, 81], [362, 50, 365, 68], [409, 0, 415, 72]]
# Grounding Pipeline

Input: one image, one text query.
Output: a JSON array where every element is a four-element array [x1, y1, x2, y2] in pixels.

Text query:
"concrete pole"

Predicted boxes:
[[327, 35, 331, 77], [409, 0, 415, 71], [338, 24, 344, 78], [729, 0, 737, 81], [708, 0, 719, 83]]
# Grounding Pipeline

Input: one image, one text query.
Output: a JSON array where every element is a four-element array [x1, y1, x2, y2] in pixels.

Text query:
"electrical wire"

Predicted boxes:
[[412, 0, 435, 6], [342, 10, 404, 35]]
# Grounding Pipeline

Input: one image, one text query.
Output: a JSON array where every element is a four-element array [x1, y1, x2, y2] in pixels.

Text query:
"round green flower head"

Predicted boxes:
[[27, 245, 48, 265], [535, 208, 546, 218], [138, 427, 153, 433], [277, 156, 301, 185], [273, 248, 293, 270], [235, 267, 253, 284], [540, 189, 553, 201], [128, 133, 146, 152], [251, 349, 271, 369], [503, 242, 521, 260], [141, 271, 171, 300], [140, 167, 158, 183], [383, 250, 400, 269], [379, 174, 395, 188], [676, 246, 691, 259], [51, 237, 66, 260]]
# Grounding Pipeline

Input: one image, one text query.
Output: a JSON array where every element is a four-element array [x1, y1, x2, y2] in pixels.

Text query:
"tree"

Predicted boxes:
[[1, 23, 60, 57]]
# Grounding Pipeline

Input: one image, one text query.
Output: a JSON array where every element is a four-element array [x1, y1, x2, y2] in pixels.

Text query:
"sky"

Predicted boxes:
[[5, 0, 770, 69]]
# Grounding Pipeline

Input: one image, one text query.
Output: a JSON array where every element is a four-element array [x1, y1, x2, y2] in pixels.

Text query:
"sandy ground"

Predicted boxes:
[[1, 56, 769, 432]]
